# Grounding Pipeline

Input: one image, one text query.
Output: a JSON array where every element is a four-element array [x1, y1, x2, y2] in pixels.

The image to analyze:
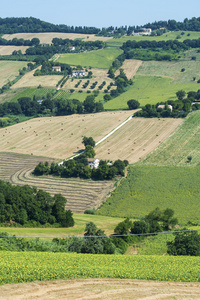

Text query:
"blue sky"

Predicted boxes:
[[1, 0, 200, 28]]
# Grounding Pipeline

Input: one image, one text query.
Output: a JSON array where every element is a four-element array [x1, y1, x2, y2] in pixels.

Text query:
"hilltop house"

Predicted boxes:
[[88, 158, 99, 169], [72, 70, 86, 77], [157, 104, 173, 111], [52, 66, 61, 72], [68, 46, 75, 51]]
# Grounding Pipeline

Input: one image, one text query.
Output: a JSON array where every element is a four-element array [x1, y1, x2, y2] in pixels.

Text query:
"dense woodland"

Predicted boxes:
[[0, 94, 104, 126], [1, 16, 200, 35], [0, 180, 74, 227]]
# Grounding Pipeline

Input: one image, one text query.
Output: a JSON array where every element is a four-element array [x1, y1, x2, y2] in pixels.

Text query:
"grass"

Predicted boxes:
[[104, 75, 200, 109], [0, 213, 124, 237], [107, 31, 200, 47], [0, 252, 200, 284], [57, 47, 123, 69], [141, 111, 200, 166], [97, 164, 200, 223], [0, 60, 28, 88], [137, 59, 200, 84]]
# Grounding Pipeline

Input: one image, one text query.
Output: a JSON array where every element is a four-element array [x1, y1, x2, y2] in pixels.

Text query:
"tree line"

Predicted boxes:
[[34, 136, 128, 180], [1, 16, 200, 37], [0, 17, 100, 34], [0, 180, 74, 227], [134, 90, 200, 118], [0, 94, 104, 124], [121, 38, 200, 61]]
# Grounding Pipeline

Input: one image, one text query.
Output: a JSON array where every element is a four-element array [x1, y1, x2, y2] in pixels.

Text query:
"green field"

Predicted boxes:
[[54, 89, 104, 102], [142, 111, 200, 166], [107, 31, 200, 47], [0, 252, 200, 284], [98, 165, 200, 223], [137, 60, 200, 84], [104, 75, 199, 109], [0, 213, 125, 237], [57, 47, 123, 69]]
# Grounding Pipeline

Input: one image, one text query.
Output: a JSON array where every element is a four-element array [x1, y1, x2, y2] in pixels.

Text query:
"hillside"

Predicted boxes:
[[98, 111, 200, 222]]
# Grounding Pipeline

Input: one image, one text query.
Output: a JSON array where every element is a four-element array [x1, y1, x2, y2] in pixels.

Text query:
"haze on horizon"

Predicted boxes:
[[1, 0, 200, 29]]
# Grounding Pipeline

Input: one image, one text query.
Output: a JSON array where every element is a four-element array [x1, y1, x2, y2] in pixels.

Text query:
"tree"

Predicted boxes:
[[176, 90, 186, 100], [127, 99, 140, 109], [131, 220, 149, 234], [84, 145, 96, 158], [82, 136, 95, 147], [167, 231, 200, 256], [114, 218, 132, 236]]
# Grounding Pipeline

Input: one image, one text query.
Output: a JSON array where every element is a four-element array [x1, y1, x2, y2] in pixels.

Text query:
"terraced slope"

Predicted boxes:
[[0, 152, 114, 213]]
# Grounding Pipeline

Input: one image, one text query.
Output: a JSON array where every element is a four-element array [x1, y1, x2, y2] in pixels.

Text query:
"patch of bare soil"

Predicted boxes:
[[0, 279, 200, 300]]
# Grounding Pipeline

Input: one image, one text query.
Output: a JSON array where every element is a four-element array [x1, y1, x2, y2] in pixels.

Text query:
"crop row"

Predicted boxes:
[[0, 252, 199, 285]]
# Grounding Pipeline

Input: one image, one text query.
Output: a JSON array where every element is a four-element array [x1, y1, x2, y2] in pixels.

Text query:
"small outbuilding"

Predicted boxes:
[[88, 158, 99, 169]]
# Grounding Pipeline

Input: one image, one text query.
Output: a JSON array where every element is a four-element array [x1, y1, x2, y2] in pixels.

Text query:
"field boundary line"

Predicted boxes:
[[59, 112, 134, 165]]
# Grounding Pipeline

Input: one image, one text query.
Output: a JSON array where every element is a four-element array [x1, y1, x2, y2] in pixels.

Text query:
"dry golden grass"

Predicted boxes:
[[3, 32, 112, 43], [115, 59, 143, 79], [11, 66, 63, 88], [0, 60, 28, 87], [63, 68, 115, 90], [1, 279, 200, 300], [95, 117, 183, 163], [0, 45, 29, 55], [0, 111, 133, 159]]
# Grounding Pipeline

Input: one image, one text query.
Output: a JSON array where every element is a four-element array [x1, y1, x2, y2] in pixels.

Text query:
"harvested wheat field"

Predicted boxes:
[[0, 111, 133, 159], [95, 117, 183, 164], [11, 67, 63, 88], [1, 279, 200, 300], [63, 68, 115, 90], [0, 45, 29, 55], [3, 32, 112, 43], [0, 152, 114, 212], [0, 60, 28, 88], [115, 59, 143, 79]]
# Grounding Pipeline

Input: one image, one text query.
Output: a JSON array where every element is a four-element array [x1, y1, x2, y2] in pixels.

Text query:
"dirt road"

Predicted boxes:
[[0, 278, 200, 300]]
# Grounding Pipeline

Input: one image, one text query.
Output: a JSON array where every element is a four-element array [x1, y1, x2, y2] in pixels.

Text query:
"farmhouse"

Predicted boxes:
[[157, 104, 173, 111], [68, 46, 75, 51], [72, 70, 86, 77], [132, 28, 152, 36], [52, 66, 61, 72], [88, 158, 99, 169]]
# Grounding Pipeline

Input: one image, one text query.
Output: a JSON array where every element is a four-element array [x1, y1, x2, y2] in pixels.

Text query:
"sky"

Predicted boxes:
[[1, 0, 200, 28]]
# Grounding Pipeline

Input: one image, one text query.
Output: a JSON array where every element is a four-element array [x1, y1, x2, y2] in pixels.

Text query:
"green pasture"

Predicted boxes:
[[0, 213, 125, 237], [104, 75, 199, 110], [107, 31, 200, 47], [98, 165, 200, 223], [141, 111, 200, 166], [57, 47, 123, 69], [137, 60, 200, 84], [0, 252, 199, 284], [54, 90, 104, 102]]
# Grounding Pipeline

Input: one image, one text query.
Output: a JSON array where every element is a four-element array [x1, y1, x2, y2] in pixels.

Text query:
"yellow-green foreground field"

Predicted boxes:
[[0, 252, 199, 285]]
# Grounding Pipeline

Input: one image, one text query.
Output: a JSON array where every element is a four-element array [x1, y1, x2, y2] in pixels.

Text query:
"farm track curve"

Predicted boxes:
[[0, 152, 114, 213]]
